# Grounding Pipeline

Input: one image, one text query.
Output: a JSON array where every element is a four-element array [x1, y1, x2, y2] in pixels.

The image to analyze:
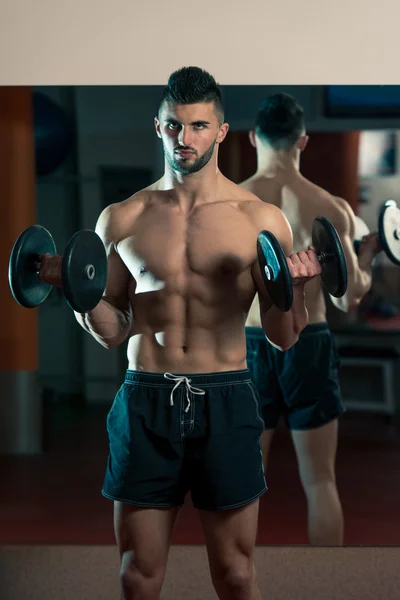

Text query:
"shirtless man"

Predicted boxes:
[[39, 71, 322, 600], [241, 92, 381, 547]]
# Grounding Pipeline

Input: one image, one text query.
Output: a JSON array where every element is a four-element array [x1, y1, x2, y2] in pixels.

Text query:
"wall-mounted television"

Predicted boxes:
[[325, 86, 400, 118]]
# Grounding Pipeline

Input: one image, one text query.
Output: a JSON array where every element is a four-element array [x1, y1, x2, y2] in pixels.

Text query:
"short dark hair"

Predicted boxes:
[[255, 93, 305, 150], [158, 66, 224, 124]]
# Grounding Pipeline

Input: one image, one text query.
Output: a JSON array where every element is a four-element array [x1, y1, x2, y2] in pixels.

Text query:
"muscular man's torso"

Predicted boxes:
[[113, 178, 281, 373], [243, 173, 342, 326]]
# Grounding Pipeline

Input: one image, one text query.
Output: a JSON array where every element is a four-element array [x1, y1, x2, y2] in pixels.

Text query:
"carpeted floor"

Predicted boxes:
[[1, 545, 399, 600]]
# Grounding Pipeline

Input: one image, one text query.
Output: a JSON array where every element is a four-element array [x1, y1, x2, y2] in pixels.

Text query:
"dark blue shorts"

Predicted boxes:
[[246, 322, 345, 430], [102, 369, 266, 511]]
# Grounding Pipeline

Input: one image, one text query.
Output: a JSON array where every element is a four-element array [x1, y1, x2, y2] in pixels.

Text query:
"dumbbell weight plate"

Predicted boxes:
[[378, 199, 400, 266], [8, 225, 56, 308], [257, 230, 293, 312], [62, 229, 108, 313], [312, 216, 348, 298]]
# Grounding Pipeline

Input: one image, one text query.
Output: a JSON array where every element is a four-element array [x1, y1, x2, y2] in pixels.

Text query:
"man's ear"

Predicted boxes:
[[249, 130, 257, 148], [154, 116, 162, 139], [216, 122, 229, 144], [298, 134, 309, 152]]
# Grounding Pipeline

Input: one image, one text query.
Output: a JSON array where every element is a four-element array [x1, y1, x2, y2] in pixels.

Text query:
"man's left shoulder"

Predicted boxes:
[[237, 189, 282, 221]]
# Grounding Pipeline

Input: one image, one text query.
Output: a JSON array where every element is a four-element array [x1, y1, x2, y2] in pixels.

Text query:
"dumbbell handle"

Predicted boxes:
[[265, 248, 333, 274], [34, 253, 96, 281], [34, 252, 62, 271], [317, 251, 334, 265]]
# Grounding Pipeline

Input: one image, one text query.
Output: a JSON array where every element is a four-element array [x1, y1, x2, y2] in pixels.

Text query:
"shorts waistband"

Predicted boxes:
[[124, 369, 251, 388], [245, 321, 330, 340]]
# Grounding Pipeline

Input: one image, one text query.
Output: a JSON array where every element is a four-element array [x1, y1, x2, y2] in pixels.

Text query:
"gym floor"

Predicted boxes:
[[0, 401, 399, 546]]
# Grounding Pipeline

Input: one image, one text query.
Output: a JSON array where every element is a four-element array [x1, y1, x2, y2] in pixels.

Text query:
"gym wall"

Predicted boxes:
[[34, 85, 400, 404]]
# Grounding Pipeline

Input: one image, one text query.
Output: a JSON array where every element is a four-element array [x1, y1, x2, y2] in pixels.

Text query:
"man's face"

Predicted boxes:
[[155, 101, 228, 175]]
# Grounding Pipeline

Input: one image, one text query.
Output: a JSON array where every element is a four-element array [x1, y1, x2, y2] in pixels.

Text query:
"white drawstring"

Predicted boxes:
[[163, 373, 205, 413]]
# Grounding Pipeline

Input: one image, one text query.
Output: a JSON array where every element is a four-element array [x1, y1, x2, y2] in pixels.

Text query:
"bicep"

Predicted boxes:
[[95, 207, 135, 314], [104, 248, 135, 313]]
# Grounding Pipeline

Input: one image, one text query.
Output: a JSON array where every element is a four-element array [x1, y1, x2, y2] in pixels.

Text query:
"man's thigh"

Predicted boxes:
[[199, 500, 260, 574]]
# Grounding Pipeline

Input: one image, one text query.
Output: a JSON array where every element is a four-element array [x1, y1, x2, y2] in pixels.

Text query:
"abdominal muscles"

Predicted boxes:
[[127, 268, 254, 374], [119, 200, 258, 373]]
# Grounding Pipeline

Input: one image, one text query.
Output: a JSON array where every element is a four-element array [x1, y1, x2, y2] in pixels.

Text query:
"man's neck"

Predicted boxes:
[[255, 152, 301, 185], [159, 160, 222, 213]]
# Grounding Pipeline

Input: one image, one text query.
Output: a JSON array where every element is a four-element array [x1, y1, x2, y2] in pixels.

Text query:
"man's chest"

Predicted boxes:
[[118, 205, 258, 281]]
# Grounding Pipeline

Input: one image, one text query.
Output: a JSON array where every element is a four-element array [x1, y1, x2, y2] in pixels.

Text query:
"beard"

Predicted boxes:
[[164, 138, 217, 175]]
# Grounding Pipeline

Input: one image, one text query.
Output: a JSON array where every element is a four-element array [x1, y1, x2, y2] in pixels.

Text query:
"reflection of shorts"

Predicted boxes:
[[102, 369, 266, 511], [246, 323, 345, 430]]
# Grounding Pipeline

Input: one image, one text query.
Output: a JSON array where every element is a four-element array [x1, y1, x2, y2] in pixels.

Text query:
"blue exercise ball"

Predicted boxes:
[[33, 92, 74, 176]]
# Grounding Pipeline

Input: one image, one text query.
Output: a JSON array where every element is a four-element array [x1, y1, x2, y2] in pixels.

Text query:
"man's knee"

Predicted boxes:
[[120, 551, 165, 599], [299, 462, 336, 488], [211, 555, 255, 594]]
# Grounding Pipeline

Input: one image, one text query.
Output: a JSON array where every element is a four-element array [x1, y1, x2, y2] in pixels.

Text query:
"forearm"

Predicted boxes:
[[331, 258, 373, 313], [260, 287, 308, 351], [74, 298, 132, 349]]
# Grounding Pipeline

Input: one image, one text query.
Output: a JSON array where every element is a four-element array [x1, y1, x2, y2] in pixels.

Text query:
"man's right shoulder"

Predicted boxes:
[[96, 191, 151, 242]]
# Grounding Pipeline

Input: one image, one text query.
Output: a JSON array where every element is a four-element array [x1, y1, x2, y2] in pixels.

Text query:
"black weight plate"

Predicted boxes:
[[378, 199, 400, 265], [312, 216, 348, 298], [61, 229, 108, 312], [8, 225, 56, 308], [257, 230, 293, 312]]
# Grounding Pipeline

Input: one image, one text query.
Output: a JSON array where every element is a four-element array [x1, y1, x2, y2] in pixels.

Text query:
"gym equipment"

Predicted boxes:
[[8, 225, 108, 313], [378, 199, 400, 265], [257, 230, 293, 312], [257, 216, 348, 312], [353, 200, 400, 266]]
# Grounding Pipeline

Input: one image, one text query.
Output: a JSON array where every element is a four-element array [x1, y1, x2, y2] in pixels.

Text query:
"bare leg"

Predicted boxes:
[[291, 419, 344, 546], [114, 501, 180, 600], [200, 500, 261, 600], [260, 428, 276, 472]]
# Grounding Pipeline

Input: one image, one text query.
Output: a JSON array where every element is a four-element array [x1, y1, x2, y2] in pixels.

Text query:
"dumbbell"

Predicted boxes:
[[354, 199, 400, 265], [257, 216, 348, 312], [8, 225, 108, 313]]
